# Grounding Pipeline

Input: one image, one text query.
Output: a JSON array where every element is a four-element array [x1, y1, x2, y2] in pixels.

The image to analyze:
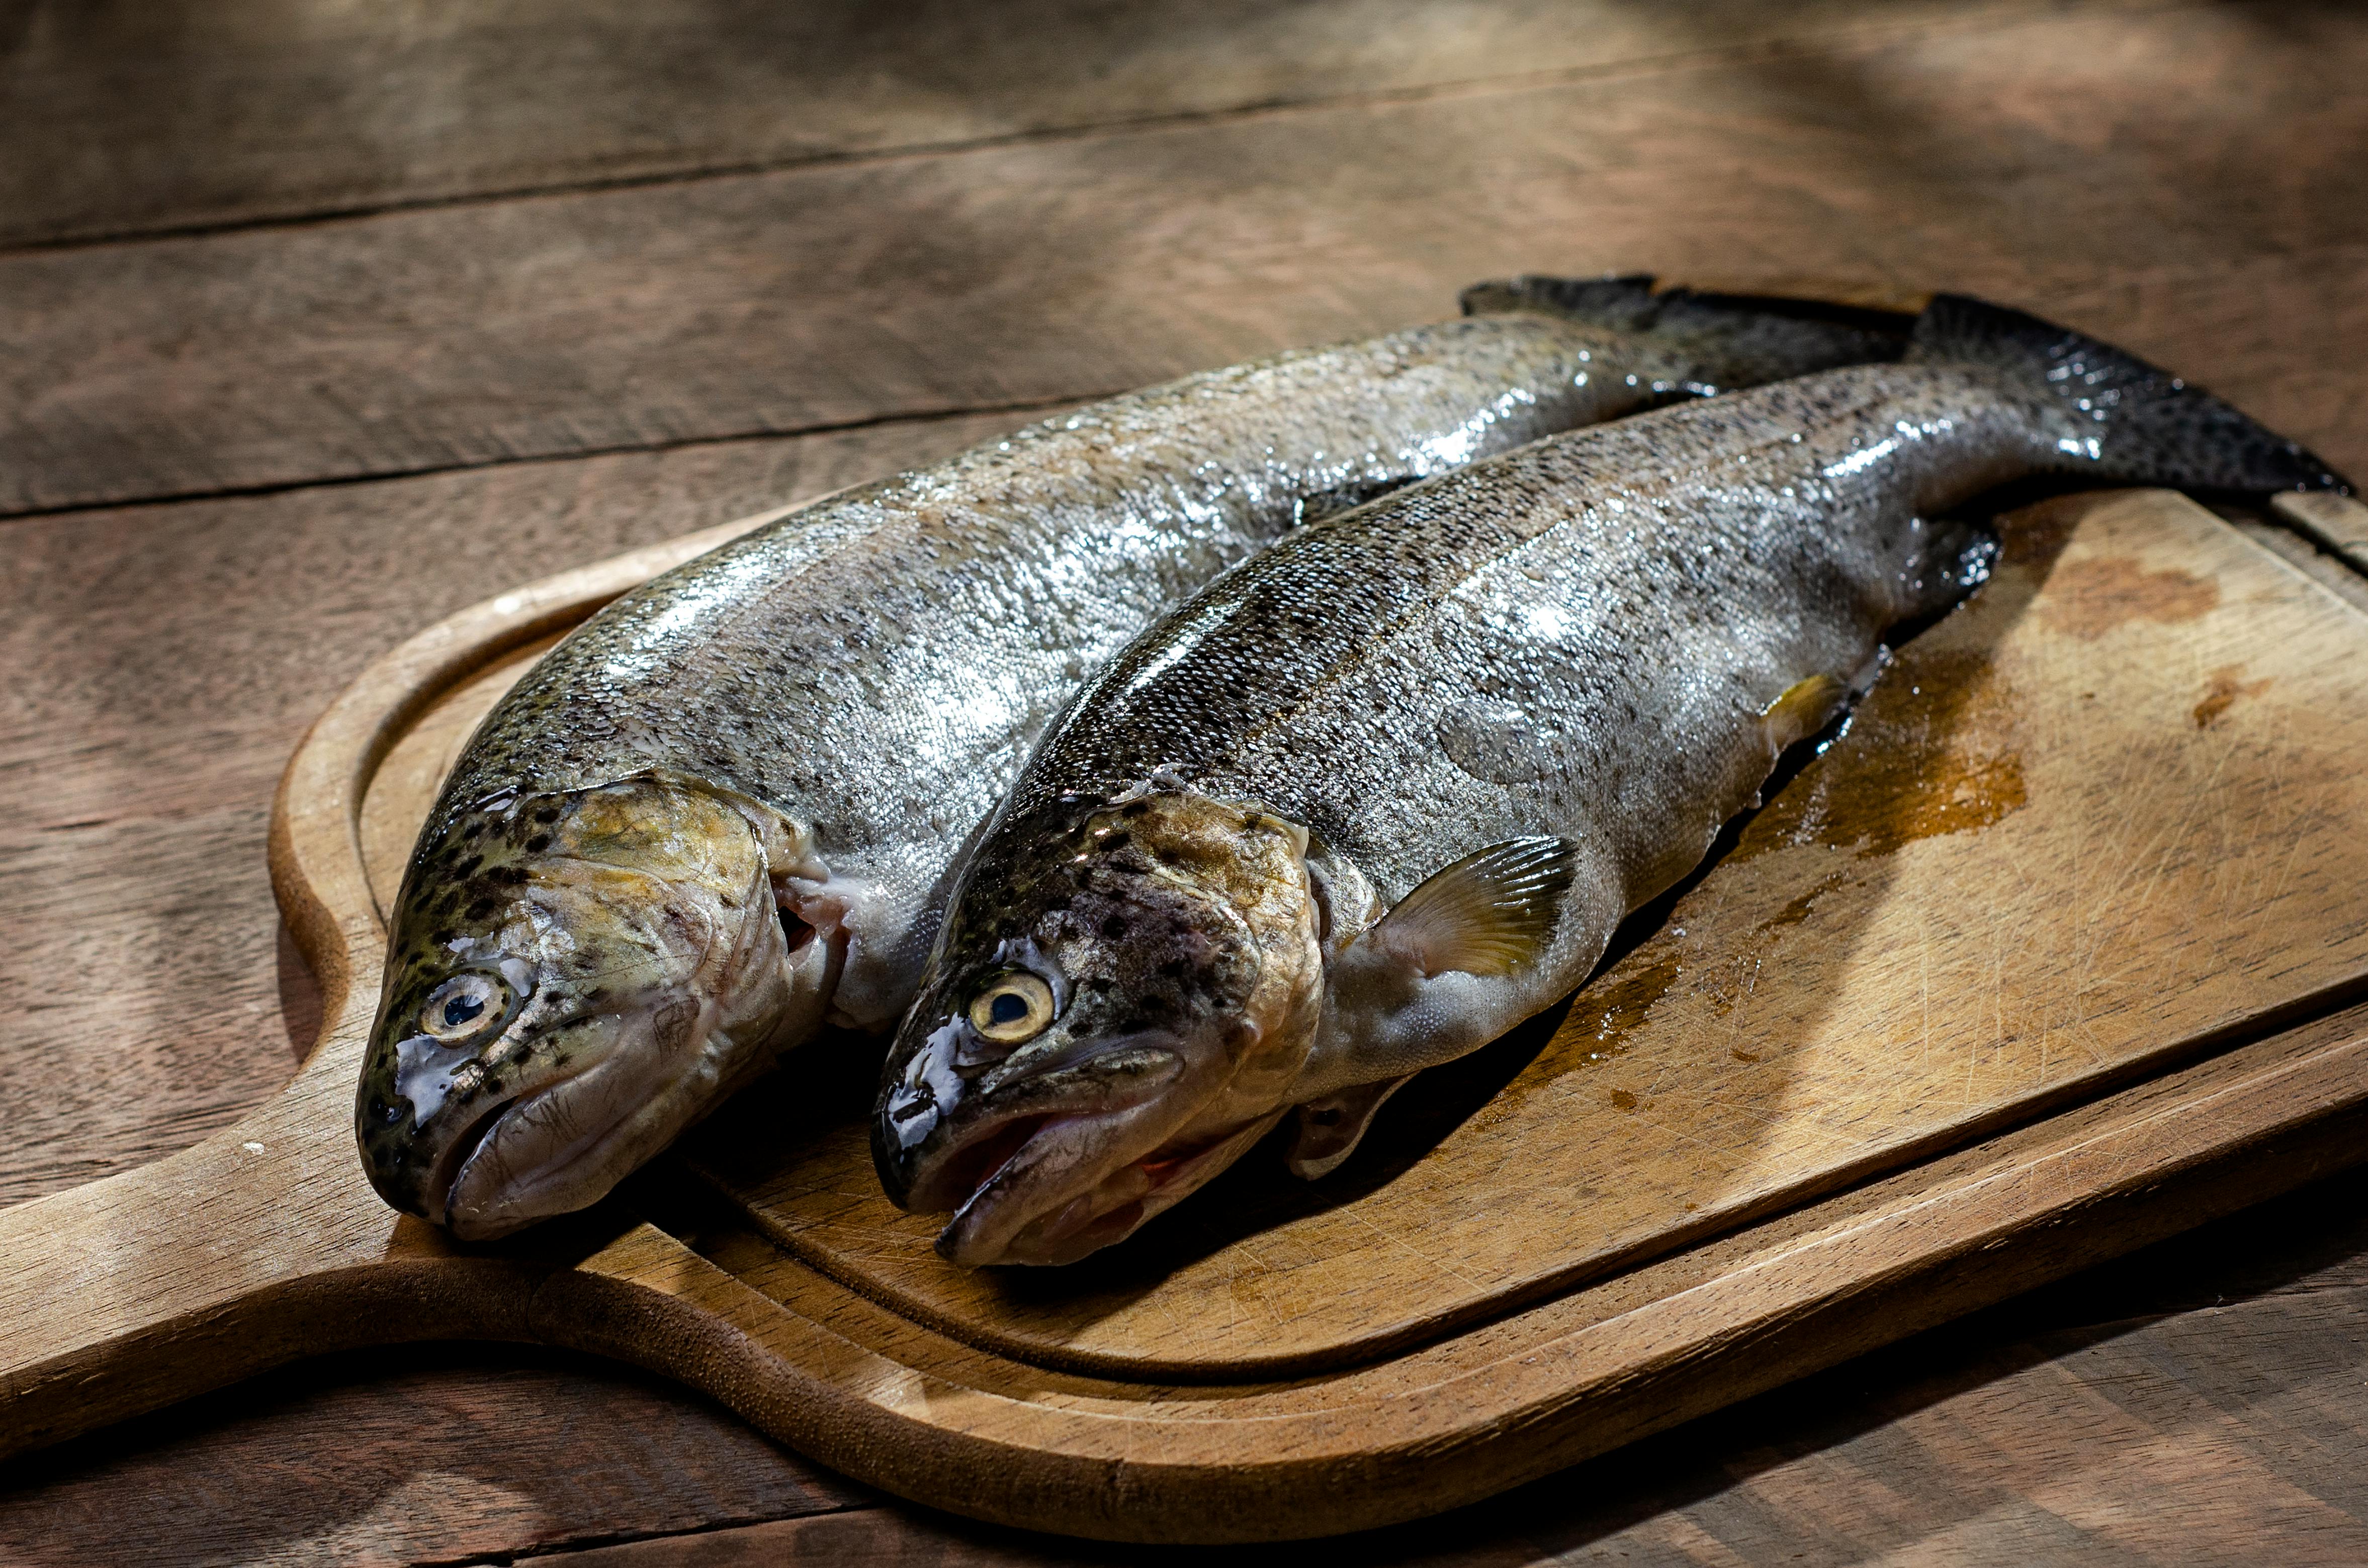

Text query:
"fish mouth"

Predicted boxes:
[[900, 1034, 1283, 1268], [932, 1104, 1284, 1267], [884, 1034, 1184, 1205], [429, 997, 723, 1241], [436, 1060, 612, 1240]]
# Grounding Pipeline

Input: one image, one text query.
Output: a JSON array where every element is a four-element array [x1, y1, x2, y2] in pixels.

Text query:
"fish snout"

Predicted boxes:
[[438, 1000, 702, 1239], [874, 1030, 1184, 1213]]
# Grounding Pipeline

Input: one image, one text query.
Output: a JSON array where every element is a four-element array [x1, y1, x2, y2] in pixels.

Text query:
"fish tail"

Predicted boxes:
[[1461, 272, 1911, 391], [1908, 293, 2350, 495]]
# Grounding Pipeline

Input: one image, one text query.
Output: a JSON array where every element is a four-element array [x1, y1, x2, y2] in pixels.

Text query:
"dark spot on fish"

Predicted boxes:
[[1101, 832, 1131, 853], [525, 835, 551, 853], [1101, 915, 1129, 938], [467, 897, 498, 920]]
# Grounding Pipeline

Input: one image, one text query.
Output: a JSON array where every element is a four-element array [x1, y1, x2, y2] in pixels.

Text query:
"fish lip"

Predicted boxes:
[[884, 1037, 1184, 1213], [933, 1105, 1281, 1268], [434, 1055, 604, 1240], [414, 1094, 516, 1230]]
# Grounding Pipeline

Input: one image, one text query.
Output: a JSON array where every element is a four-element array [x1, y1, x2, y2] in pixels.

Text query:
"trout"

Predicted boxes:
[[876, 295, 2344, 1266]]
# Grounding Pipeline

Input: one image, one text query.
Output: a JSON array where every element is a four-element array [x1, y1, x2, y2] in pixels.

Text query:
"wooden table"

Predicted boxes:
[[3, 3, 2363, 1560]]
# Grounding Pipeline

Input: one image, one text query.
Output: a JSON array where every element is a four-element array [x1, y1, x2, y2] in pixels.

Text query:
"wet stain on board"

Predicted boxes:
[[1735, 649, 2027, 864], [2037, 554, 2219, 641], [1563, 951, 1683, 1066], [2192, 665, 2272, 729], [1504, 641, 2029, 1110], [1477, 948, 1679, 1121], [1760, 869, 1850, 935]]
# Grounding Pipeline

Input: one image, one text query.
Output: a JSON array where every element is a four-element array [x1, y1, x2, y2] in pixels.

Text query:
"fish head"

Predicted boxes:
[[874, 783, 1325, 1265], [357, 772, 830, 1239]]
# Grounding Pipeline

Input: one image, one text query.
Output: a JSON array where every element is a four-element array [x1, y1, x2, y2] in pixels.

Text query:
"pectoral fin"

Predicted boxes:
[[1286, 1074, 1415, 1180], [1761, 673, 1849, 754], [1365, 836, 1577, 978]]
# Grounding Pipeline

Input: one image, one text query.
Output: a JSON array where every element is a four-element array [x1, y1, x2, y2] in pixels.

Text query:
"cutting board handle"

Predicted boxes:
[[0, 1035, 553, 1458], [0, 512, 796, 1462]]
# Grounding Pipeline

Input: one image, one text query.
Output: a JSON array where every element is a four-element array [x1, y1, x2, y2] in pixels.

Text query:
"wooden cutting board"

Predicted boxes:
[[4, 487, 2367, 1544]]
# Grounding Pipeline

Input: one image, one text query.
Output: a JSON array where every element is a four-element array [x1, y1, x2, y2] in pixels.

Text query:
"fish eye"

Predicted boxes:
[[420, 973, 509, 1044], [966, 971, 1056, 1045]]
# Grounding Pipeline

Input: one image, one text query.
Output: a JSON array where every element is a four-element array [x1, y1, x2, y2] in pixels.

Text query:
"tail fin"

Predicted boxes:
[[1461, 272, 1910, 394], [1909, 293, 2349, 495]]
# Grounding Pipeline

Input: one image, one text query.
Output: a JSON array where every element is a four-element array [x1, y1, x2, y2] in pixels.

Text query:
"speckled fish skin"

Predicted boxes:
[[877, 294, 2346, 1267], [359, 278, 1907, 1239]]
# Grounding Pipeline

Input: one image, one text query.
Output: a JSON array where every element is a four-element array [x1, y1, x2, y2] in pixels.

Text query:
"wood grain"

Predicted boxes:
[[6, 3, 2366, 514], [2274, 492, 2368, 579], [0, 0, 2161, 249], [9, 4, 2368, 1554], [9, 1162, 2363, 1562], [0, 409, 1046, 1209], [0, 1349, 864, 1568]]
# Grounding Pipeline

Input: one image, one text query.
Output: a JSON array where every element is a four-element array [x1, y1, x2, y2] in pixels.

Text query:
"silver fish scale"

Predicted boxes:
[[1000, 363, 2067, 943], [425, 313, 1710, 1019]]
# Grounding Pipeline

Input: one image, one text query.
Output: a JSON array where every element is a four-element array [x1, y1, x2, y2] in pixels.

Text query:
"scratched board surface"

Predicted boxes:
[[361, 489, 2368, 1378]]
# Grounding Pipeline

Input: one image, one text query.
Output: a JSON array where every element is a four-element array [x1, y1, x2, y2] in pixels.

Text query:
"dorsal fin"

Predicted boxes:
[[1366, 837, 1577, 977]]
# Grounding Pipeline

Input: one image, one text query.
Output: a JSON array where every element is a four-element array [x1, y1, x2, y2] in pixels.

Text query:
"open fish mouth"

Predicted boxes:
[[925, 1090, 1281, 1267]]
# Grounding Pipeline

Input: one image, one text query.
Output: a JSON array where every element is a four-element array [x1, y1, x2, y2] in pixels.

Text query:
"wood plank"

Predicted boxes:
[[0, 1347, 863, 1567], [0, 409, 1042, 1209], [6, 2, 2366, 514], [505, 1164, 2368, 1564], [0, 0, 2162, 249], [53, 1160, 2346, 1566], [1455, 1191, 2368, 1565]]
